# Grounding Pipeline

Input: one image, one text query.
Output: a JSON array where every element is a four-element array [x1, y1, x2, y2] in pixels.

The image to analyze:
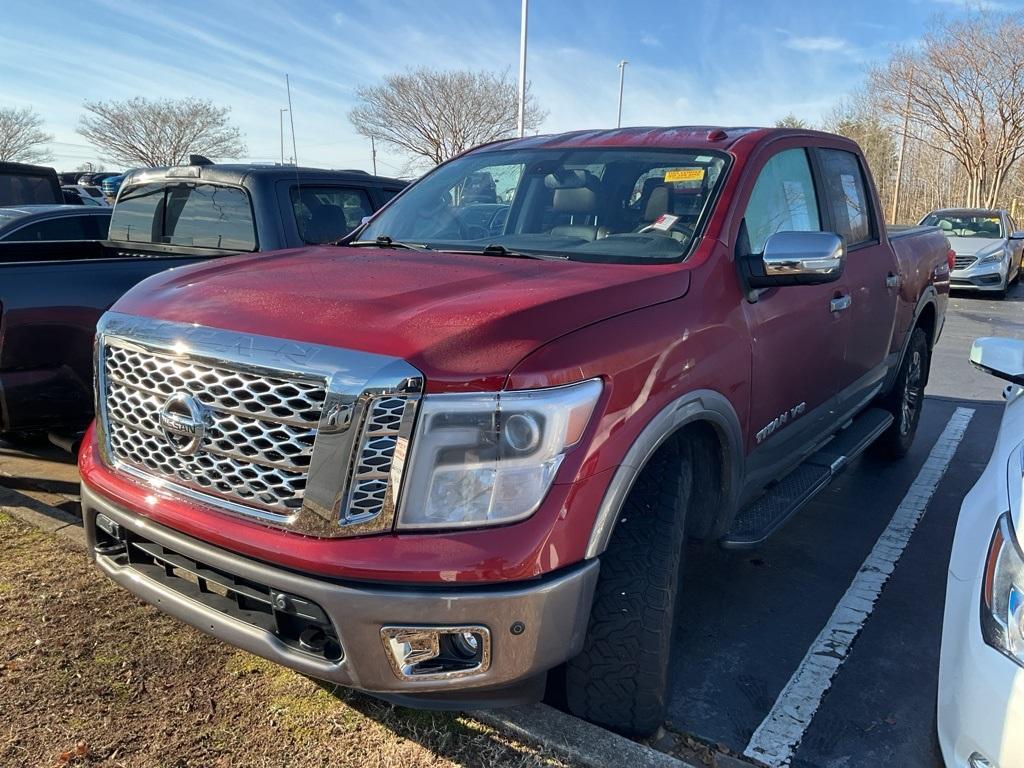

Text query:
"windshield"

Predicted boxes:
[[922, 212, 1004, 239], [359, 147, 728, 263]]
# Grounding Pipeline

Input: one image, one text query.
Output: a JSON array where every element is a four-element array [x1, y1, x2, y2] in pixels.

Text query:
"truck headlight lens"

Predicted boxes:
[[396, 379, 602, 530], [981, 513, 1024, 667]]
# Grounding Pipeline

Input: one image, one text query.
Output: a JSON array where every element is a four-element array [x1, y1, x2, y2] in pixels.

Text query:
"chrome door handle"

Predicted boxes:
[[830, 295, 852, 313], [886, 273, 901, 288]]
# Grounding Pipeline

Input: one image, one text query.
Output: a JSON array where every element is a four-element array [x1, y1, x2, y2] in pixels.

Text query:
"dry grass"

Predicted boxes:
[[0, 511, 569, 768]]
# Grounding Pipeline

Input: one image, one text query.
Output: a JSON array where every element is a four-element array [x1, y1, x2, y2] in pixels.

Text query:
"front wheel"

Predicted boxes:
[[565, 439, 692, 736], [873, 327, 929, 459]]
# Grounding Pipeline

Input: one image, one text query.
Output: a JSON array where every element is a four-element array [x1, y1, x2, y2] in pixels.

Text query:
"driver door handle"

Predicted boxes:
[[830, 294, 852, 313]]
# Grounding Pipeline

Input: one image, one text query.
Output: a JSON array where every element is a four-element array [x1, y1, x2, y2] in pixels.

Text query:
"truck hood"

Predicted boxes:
[[113, 246, 690, 392]]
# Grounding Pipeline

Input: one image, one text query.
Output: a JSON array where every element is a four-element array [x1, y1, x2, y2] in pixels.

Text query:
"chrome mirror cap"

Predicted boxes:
[[743, 230, 845, 289], [762, 231, 845, 281]]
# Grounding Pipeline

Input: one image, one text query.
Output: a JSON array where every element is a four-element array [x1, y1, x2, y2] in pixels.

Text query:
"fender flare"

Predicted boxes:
[[584, 388, 744, 559], [883, 288, 939, 394]]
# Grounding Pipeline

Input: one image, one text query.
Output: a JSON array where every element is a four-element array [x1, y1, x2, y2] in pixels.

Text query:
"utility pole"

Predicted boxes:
[[371, 136, 377, 176], [517, 0, 528, 137], [617, 60, 629, 129], [279, 108, 288, 165], [286, 74, 299, 168], [890, 68, 914, 224]]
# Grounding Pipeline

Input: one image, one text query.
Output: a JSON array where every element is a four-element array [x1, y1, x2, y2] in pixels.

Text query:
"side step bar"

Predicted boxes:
[[720, 407, 894, 549]]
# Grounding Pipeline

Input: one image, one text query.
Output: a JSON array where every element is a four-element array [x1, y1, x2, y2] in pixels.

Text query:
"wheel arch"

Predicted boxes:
[[584, 389, 743, 559], [884, 289, 939, 395]]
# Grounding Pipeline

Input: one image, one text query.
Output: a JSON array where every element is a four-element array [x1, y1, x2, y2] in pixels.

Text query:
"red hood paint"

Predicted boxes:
[[113, 246, 691, 392]]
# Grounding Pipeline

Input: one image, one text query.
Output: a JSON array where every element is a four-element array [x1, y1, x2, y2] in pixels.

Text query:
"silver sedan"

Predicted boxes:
[[920, 208, 1024, 298]]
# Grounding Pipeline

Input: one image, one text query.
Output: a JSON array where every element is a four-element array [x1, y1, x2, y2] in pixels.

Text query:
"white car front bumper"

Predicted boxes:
[[939, 568, 1024, 767]]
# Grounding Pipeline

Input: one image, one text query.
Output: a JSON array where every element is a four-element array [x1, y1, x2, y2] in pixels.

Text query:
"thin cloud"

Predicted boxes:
[[783, 35, 851, 52]]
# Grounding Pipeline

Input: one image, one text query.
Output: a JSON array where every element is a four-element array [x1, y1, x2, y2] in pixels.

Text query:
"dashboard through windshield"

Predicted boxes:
[[358, 147, 729, 263]]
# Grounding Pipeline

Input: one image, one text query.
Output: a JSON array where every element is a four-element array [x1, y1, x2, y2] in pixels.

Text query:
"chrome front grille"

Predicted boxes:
[[104, 345, 325, 516], [954, 254, 975, 270], [96, 312, 424, 537], [346, 396, 410, 523]]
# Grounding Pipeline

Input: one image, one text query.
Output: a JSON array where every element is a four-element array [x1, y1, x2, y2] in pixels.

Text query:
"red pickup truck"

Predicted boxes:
[[79, 127, 951, 735]]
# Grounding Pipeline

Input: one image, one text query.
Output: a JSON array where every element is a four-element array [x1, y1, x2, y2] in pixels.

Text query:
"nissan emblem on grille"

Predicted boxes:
[[158, 393, 210, 455]]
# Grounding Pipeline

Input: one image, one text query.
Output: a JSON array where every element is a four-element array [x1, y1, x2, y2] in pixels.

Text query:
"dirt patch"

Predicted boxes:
[[0, 511, 568, 768]]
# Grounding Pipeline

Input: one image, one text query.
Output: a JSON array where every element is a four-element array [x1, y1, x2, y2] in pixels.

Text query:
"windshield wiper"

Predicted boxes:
[[347, 235, 431, 251], [469, 244, 568, 261]]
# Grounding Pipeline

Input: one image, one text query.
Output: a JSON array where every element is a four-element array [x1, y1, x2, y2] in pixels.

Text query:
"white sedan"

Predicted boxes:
[[939, 337, 1024, 767]]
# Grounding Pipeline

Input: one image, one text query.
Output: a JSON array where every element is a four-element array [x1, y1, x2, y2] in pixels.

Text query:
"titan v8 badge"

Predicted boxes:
[[756, 401, 806, 444]]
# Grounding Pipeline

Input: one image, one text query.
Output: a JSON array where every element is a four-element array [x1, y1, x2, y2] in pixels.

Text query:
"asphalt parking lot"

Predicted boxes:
[[0, 283, 1019, 768]]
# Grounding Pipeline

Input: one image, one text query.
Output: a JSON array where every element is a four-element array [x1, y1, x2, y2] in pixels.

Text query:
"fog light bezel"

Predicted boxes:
[[380, 625, 492, 681]]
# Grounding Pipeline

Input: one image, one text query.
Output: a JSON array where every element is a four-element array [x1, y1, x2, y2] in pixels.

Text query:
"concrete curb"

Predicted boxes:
[[471, 704, 698, 768], [0, 483, 86, 550], [1, 481, 696, 768]]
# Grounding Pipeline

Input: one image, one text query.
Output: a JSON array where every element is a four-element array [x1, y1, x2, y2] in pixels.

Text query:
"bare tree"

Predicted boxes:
[[78, 97, 247, 167], [868, 11, 1024, 208], [0, 106, 54, 163], [349, 68, 546, 168], [821, 99, 898, 212]]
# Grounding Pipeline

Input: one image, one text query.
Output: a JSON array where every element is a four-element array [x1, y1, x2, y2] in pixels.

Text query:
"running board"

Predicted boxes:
[[720, 408, 894, 549]]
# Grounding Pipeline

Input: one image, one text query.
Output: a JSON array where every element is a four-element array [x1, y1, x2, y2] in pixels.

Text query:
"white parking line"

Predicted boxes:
[[743, 406, 975, 767]]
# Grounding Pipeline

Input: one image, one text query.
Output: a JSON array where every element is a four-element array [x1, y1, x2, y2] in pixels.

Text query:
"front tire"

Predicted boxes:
[[566, 438, 692, 736], [873, 327, 929, 459]]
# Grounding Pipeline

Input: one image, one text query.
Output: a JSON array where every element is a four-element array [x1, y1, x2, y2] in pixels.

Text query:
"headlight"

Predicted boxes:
[[977, 246, 1007, 265], [396, 379, 603, 530], [981, 513, 1024, 667]]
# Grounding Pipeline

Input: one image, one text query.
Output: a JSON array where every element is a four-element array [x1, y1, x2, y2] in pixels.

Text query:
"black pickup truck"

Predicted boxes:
[[0, 162, 406, 440]]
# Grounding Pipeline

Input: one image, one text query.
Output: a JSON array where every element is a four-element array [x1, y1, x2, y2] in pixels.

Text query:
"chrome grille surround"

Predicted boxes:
[[96, 312, 423, 538]]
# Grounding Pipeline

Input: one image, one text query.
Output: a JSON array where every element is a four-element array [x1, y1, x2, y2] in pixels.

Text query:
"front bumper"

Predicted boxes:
[[82, 484, 599, 705], [950, 260, 1007, 291], [938, 570, 1024, 768]]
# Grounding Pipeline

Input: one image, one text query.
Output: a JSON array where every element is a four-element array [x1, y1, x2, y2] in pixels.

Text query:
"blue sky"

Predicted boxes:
[[0, 0, 1007, 174]]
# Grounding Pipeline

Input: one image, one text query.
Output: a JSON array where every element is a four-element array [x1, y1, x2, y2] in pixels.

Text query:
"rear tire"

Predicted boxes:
[[566, 438, 693, 736], [873, 327, 929, 459]]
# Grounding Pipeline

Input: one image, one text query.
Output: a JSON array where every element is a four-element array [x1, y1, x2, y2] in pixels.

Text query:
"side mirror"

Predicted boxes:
[[970, 337, 1024, 386], [744, 231, 845, 288], [1010, 230, 1024, 240]]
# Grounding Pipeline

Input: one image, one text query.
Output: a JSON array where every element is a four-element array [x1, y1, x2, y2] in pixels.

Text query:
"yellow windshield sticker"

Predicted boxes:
[[664, 168, 705, 183]]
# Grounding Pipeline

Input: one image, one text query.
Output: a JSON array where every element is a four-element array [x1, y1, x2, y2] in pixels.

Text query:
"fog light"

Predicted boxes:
[[381, 625, 491, 681], [969, 752, 993, 768]]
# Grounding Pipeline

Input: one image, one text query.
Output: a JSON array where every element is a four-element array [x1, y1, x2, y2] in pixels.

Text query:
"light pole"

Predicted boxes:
[[371, 135, 377, 176], [616, 60, 628, 129], [279, 108, 288, 166], [517, 0, 528, 137]]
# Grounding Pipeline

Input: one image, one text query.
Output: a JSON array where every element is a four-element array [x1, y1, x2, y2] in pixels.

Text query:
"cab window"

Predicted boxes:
[[290, 186, 373, 244], [742, 148, 821, 254], [818, 149, 873, 246]]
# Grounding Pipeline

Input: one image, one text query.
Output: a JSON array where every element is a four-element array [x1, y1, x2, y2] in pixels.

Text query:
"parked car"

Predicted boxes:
[[920, 208, 1024, 298], [61, 184, 110, 206], [77, 171, 120, 187], [938, 337, 1024, 768], [0, 205, 111, 241], [59, 171, 81, 185], [0, 161, 62, 206], [0, 162, 405, 439], [100, 174, 125, 199], [80, 126, 951, 736]]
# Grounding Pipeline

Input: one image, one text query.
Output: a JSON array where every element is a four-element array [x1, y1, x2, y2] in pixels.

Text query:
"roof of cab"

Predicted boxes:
[[474, 126, 856, 153], [124, 164, 406, 188]]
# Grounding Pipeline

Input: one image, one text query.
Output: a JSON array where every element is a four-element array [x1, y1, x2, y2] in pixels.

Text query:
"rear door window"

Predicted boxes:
[[817, 149, 873, 246], [742, 148, 821, 254], [0, 174, 60, 206], [290, 186, 373, 244]]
